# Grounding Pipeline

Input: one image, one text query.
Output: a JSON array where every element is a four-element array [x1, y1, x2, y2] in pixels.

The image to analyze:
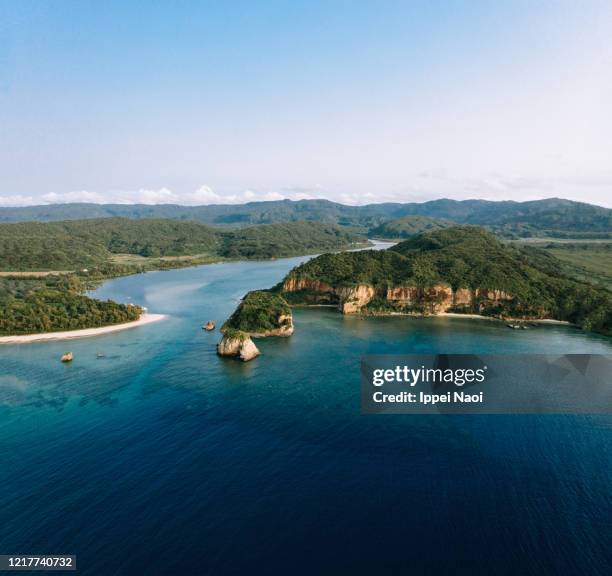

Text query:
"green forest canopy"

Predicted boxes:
[[222, 291, 291, 333], [369, 215, 452, 238], [0, 218, 362, 335], [282, 226, 611, 334], [0, 218, 366, 271], [0, 275, 141, 336]]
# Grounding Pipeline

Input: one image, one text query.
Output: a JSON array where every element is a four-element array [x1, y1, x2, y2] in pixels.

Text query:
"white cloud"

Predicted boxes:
[[0, 185, 325, 207], [1, 174, 610, 208], [0, 195, 39, 207]]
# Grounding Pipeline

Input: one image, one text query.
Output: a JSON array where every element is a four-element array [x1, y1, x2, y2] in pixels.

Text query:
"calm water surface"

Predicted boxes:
[[0, 250, 611, 575]]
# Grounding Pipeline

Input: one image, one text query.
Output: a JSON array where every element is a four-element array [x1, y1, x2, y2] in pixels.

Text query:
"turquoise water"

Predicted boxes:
[[0, 253, 611, 575]]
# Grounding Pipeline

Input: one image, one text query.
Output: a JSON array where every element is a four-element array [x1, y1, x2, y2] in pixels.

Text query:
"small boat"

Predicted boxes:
[[96, 353, 106, 359], [61, 352, 73, 363], [203, 320, 215, 331]]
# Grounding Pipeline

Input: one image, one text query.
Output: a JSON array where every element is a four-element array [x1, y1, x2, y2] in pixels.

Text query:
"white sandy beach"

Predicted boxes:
[[439, 313, 570, 324], [0, 313, 167, 344], [292, 306, 571, 325], [381, 311, 571, 324]]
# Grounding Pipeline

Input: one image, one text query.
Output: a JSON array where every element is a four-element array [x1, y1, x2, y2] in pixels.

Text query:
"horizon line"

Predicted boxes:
[[0, 196, 609, 210]]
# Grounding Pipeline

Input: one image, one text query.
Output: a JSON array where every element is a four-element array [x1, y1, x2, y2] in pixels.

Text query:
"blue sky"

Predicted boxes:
[[1, 0, 611, 206]]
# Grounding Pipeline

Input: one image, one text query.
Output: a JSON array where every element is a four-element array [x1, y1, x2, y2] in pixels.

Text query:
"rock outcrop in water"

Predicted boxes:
[[217, 291, 294, 360], [217, 330, 260, 361]]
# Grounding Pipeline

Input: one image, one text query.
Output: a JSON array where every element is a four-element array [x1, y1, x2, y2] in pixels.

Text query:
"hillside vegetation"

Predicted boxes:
[[222, 291, 292, 334], [218, 221, 362, 259], [369, 215, 451, 238], [0, 198, 610, 238], [0, 275, 141, 335], [0, 218, 365, 271], [281, 227, 611, 334], [527, 242, 612, 290]]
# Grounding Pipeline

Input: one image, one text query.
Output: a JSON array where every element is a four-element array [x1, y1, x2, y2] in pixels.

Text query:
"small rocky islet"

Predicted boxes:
[[216, 291, 294, 361]]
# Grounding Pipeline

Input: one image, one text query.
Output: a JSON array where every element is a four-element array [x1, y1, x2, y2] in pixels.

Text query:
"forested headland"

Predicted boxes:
[[0, 275, 141, 336], [279, 227, 611, 335]]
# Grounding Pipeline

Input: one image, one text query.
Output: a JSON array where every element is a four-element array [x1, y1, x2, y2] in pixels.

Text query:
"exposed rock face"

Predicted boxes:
[[336, 284, 376, 314], [217, 333, 260, 361], [237, 338, 260, 361], [277, 314, 294, 335], [454, 288, 472, 307], [386, 284, 454, 313], [282, 277, 334, 294], [423, 284, 454, 313], [385, 286, 416, 302], [283, 276, 516, 315], [475, 288, 513, 301], [249, 314, 294, 337]]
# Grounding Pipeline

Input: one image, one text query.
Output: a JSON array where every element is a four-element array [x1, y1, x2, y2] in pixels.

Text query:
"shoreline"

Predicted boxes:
[[0, 241, 374, 284], [0, 313, 167, 344], [292, 305, 571, 325], [438, 313, 570, 325], [372, 311, 571, 325]]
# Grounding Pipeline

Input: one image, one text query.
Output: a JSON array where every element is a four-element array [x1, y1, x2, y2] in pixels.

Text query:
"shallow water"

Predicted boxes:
[[0, 252, 610, 575]]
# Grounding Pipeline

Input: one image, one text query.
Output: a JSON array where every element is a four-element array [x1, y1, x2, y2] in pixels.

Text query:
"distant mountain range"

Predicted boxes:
[[0, 198, 610, 238]]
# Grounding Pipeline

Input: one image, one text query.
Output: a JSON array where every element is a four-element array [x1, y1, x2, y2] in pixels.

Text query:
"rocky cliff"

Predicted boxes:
[[282, 277, 517, 316], [239, 226, 611, 334], [385, 284, 454, 314], [282, 277, 334, 295], [217, 331, 260, 361], [335, 285, 376, 314], [249, 314, 294, 337]]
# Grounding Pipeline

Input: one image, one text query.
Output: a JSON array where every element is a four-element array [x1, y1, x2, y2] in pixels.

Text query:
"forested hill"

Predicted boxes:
[[0, 218, 365, 271], [0, 275, 141, 336], [369, 215, 452, 238], [0, 198, 610, 238], [280, 226, 611, 334]]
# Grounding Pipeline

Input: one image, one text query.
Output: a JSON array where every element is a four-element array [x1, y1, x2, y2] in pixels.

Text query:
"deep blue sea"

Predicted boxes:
[[1, 249, 611, 575]]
